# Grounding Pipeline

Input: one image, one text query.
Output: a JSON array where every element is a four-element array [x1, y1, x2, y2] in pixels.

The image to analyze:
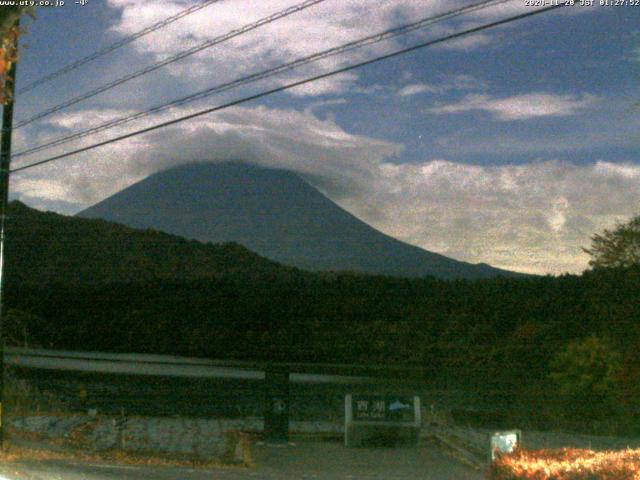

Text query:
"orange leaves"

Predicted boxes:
[[0, 48, 6, 74], [489, 447, 640, 480], [0, 25, 20, 104]]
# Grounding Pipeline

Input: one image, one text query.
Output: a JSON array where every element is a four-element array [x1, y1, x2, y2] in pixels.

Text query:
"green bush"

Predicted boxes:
[[549, 336, 623, 430]]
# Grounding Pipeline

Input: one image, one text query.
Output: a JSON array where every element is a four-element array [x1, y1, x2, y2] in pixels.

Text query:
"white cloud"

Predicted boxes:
[[287, 72, 360, 97], [352, 84, 388, 96], [343, 160, 640, 275], [397, 83, 439, 97], [435, 32, 493, 51], [449, 73, 486, 91], [106, 0, 442, 97], [303, 98, 348, 115], [548, 196, 569, 233], [11, 103, 401, 211], [48, 108, 138, 130], [15, 178, 72, 204], [466, 1, 593, 20], [421, 2, 592, 52], [397, 74, 487, 97], [11, 104, 640, 276], [104, 0, 567, 98], [594, 160, 640, 179], [427, 93, 598, 120]]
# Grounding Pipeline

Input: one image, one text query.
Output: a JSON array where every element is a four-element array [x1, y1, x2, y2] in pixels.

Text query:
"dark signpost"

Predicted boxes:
[[264, 365, 290, 444], [345, 394, 421, 447], [352, 395, 416, 422]]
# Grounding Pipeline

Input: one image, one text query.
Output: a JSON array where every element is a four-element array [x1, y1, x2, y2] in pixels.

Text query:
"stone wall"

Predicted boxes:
[[9, 415, 343, 458]]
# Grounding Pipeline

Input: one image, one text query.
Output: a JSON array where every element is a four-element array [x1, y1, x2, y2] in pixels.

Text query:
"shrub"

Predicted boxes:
[[4, 368, 64, 415], [489, 447, 640, 479], [549, 335, 623, 429]]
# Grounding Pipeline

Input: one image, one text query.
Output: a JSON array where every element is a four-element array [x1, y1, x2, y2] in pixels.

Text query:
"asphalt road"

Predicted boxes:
[[0, 442, 485, 480]]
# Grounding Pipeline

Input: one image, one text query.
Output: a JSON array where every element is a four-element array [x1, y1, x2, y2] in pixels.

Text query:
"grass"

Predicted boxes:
[[489, 447, 640, 479], [4, 367, 65, 415], [0, 442, 246, 470]]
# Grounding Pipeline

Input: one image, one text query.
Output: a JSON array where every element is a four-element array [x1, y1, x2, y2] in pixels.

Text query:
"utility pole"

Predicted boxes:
[[0, 19, 19, 449]]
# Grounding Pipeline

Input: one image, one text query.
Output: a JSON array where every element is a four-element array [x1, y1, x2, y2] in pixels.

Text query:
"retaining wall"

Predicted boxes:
[[9, 415, 343, 458]]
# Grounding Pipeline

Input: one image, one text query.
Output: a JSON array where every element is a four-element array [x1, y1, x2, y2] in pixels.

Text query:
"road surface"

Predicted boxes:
[[0, 441, 484, 479]]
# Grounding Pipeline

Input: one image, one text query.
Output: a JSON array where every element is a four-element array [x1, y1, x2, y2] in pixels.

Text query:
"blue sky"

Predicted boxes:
[[9, 0, 640, 274]]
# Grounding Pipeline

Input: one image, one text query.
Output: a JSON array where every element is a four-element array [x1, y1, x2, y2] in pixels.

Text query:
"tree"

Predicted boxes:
[[583, 215, 640, 269], [549, 335, 622, 426], [0, 6, 34, 104], [0, 8, 26, 37]]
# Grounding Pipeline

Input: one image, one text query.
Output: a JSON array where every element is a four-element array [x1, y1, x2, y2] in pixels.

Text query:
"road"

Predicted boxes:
[[0, 441, 484, 479]]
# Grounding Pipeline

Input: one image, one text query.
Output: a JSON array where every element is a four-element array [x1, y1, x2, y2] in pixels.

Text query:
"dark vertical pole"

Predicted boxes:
[[264, 364, 290, 444], [0, 19, 19, 449]]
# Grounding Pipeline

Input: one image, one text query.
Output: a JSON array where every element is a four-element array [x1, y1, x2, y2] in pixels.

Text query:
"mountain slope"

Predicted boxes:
[[5, 201, 300, 286], [78, 162, 518, 279]]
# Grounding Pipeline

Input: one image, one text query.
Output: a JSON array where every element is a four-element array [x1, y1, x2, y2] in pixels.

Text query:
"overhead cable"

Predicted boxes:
[[11, 3, 566, 174], [14, 0, 328, 129], [18, 0, 225, 95], [13, 0, 512, 159]]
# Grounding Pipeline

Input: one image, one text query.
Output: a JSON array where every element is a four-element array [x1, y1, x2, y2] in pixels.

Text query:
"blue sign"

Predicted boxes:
[[352, 395, 415, 422]]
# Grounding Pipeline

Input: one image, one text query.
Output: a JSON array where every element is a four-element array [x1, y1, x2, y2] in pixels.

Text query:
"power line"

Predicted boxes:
[[13, 0, 512, 160], [14, 0, 328, 129], [11, 3, 566, 175], [17, 0, 224, 95]]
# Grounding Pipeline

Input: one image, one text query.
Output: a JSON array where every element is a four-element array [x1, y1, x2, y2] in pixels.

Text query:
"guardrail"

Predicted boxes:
[[3, 346, 379, 384], [3, 346, 429, 376]]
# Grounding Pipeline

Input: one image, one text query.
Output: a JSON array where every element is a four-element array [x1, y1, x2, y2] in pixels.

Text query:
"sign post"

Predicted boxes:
[[345, 394, 421, 447], [490, 430, 521, 462], [264, 365, 290, 444]]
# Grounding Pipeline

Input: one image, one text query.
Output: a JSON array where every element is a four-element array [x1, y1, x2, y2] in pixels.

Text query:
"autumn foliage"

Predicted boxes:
[[0, 6, 33, 104], [0, 24, 19, 103], [489, 448, 640, 480]]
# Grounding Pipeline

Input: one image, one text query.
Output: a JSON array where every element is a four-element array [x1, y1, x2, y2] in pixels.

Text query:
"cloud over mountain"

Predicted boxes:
[[11, 101, 640, 275]]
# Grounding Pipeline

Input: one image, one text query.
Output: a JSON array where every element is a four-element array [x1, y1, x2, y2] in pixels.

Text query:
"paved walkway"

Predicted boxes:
[[0, 441, 484, 480]]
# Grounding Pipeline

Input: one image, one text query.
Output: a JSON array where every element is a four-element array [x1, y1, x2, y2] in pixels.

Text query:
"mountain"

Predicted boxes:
[[78, 162, 519, 279], [5, 200, 300, 286]]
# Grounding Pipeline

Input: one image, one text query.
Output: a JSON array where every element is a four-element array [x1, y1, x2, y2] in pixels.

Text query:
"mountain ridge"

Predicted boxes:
[[5, 200, 303, 286], [78, 161, 522, 280]]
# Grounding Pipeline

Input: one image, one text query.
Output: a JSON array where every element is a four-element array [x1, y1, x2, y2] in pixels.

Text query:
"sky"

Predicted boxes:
[[8, 0, 640, 275]]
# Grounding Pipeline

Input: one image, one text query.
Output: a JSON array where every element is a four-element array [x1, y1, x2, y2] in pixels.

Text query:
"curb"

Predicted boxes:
[[8, 436, 79, 454], [429, 432, 487, 471]]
